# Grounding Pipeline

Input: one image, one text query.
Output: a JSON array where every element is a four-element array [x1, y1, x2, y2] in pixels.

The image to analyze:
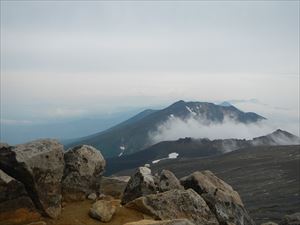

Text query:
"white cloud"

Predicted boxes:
[[148, 115, 298, 145], [0, 1, 298, 132]]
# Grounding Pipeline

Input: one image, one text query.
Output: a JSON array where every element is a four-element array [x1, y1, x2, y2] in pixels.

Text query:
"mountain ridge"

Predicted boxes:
[[105, 129, 300, 175], [66, 100, 266, 158]]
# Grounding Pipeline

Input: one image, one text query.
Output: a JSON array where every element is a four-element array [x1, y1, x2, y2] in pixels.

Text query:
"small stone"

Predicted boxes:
[[89, 200, 116, 222], [87, 193, 97, 201], [99, 193, 106, 199]]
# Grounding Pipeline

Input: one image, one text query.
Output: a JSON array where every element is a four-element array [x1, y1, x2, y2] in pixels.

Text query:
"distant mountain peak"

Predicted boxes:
[[252, 129, 300, 146], [169, 100, 186, 107], [66, 100, 266, 158], [272, 129, 288, 135], [175, 100, 185, 104], [219, 101, 233, 107], [269, 129, 297, 137]]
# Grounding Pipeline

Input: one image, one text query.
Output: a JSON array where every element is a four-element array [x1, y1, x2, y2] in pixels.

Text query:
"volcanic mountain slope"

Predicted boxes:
[[105, 129, 300, 175], [66, 100, 265, 158], [115, 145, 300, 224], [106, 137, 222, 175], [252, 129, 300, 145]]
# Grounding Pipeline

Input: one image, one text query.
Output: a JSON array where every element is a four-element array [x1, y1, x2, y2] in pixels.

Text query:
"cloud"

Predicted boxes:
[[148, 115, 293, 145], [0, 1, 298, 137], [231, 100, 299, 136]]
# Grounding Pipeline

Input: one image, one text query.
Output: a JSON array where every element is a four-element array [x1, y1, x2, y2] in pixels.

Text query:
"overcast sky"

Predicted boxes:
[[1, 1, 299, 127]]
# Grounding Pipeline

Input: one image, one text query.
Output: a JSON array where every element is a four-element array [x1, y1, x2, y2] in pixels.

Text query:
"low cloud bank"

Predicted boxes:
[[148, 115, 289, 145]]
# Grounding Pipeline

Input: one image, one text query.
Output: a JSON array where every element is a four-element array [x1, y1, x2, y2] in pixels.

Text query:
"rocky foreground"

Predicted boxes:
[[0, 140, 299, 225]]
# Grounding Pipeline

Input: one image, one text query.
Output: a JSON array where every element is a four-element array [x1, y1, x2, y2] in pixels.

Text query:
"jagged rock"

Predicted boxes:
[[89, 200, 116, 222], [62, 145, 106, 201], [0, 140, 64, 219], [100, 176, 130, 198], [121, 167, 158, 204], [123, 219, 195, 225], [279, 213, 300, 225], [126, 189, 219, 225], [159, 170, 183, 192], [0, 169, 40, 225], [180, 170, 254, 225]]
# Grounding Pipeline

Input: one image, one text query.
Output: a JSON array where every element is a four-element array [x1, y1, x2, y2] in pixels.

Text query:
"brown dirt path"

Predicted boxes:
[[45, 199, 148, 225]]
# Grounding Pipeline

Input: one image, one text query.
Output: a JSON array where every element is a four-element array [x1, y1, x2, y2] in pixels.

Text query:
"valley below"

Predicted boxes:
[[115, 145, 300, 224]]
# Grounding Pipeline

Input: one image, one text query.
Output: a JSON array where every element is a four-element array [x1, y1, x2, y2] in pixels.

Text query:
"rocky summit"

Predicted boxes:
[[0, 140, 299, 225]]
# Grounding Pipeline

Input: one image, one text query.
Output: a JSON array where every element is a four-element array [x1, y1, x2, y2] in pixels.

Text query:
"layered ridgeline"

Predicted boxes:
[[65, 100, 265, 158], [106, 129, 300, 175]]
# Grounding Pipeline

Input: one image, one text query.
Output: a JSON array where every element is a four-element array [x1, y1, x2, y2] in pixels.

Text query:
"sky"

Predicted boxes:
[[0, 1, 299, 142]]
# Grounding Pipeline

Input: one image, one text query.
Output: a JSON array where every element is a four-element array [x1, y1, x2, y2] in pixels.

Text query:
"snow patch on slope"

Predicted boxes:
[[118, 145, 126, 157], [152, 152, 179, 164], [168, 152, 179, 159], [185, 106, 197, 116]]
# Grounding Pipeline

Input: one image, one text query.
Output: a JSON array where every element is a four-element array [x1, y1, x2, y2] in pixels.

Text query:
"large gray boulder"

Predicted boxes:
[[159, 170, 183, 192], [121, 167, 158, 205], [0, 139, 64, 219], [126, 189, 219, 225], [180, 170, 254, 225], [0, 169, 40, 225], [62, 145, 106, 201]]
